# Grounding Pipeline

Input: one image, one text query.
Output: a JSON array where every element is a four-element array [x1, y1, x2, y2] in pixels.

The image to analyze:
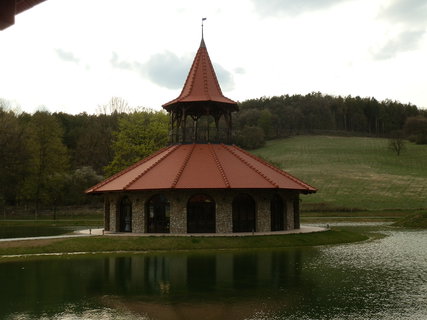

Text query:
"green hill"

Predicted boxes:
[[393, 212, 427, 228], [253, 136, 427, 211]]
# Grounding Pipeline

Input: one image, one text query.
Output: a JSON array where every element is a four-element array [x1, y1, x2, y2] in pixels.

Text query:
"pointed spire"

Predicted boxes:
[[201, 17, 207, 40], [162, 30, 237, 111]]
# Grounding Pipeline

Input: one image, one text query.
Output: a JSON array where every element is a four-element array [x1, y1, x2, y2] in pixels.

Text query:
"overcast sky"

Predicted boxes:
[[1, 0, 426, 114]]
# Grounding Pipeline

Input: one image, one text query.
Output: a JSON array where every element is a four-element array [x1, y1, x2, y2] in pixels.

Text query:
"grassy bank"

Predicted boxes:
[[0, 229, 368, 257], [253, 136, 427, 210], [0, 219, 103, 239], [393, 211, 427, 228]]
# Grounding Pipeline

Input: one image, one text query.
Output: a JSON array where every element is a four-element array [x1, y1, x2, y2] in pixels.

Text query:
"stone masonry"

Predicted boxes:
[[105, 189, 299, 234]]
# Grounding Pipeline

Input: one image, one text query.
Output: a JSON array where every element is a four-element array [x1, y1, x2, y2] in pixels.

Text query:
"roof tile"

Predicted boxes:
[[86, 144, 316, 194]]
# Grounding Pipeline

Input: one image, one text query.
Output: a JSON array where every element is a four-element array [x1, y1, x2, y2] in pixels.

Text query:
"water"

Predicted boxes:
[[0, 229, 426, 320]]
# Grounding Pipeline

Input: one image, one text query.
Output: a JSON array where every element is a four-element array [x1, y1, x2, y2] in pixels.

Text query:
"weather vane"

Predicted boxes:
[[202, 17, 207, 39]]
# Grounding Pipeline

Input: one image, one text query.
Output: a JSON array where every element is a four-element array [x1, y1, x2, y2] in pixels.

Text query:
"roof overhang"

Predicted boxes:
[[1, 0, 46, 30], [86, 144, 317, 195]]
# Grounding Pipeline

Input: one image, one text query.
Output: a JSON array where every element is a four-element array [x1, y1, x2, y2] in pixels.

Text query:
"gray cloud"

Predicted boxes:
[[54, 48, 80, 64], [110, 51, 235, 91], [110, 51, 134, 71], [373, 29, 425, 60], [374, 0, 427, 60], [380, 0, 427, 27], [250, 0, 348, 16], [213, 63, 235, 91], [143, 51, 191, 89]]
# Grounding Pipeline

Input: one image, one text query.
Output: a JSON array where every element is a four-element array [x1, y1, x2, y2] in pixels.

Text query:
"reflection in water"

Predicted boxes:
[[0, 230, 426, 319]]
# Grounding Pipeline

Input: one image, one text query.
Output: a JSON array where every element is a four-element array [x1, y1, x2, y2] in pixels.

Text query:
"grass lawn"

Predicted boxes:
[[0, 219, 103, 239], [393, 211, 427, 228], [253, 135, 427, 211], [0, 228, 368, 257]]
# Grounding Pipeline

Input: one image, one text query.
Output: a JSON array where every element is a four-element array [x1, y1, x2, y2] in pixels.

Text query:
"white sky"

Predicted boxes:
[[0, 0, 426, 114]]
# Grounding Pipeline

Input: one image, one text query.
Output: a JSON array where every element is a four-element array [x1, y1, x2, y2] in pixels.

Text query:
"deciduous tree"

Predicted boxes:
[[21, 111, 69, 216], [104, 110, 168, 176]]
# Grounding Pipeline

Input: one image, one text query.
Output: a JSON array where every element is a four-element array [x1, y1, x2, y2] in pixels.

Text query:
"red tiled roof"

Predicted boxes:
[[86, 144, 316, 194], [162, 39, 237, 111]]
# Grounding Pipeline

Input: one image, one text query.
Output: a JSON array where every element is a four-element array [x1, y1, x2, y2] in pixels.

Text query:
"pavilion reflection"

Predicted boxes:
[[102, 248, 309, 299]]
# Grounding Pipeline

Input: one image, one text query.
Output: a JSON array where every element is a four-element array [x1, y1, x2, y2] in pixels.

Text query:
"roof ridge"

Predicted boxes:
[[209, 144, 230, 188], [171, 143, 196, 188], [123, 144, 180, 190], [85, 145, 174, 193], [232, 145, 317, 191], [222, 144, 279, 188], [202, 51, 210, 99]]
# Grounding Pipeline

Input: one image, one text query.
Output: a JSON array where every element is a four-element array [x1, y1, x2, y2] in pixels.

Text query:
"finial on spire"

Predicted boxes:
[[201, 17, 207, 39]]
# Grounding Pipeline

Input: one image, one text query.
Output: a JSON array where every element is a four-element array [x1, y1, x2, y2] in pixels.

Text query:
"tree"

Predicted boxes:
[[74, 113, 119, 173], [388, 130, 406, 156], [237, 126, 265, 149], [21, 111, 69, 216], [65, 166, 103, 205], [97, 96, 131, 114], [257, 109, 273, 138], [0, 108, 30, 205], [404, 116, 427, 144], [104, 110, 169, 176]]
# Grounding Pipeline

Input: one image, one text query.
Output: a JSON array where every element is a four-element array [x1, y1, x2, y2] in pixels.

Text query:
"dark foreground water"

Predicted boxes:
[[0, 229, 426, 320]]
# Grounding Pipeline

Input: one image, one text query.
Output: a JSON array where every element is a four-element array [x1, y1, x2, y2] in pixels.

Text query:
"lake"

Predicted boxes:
[[0, 227, 426, 319]]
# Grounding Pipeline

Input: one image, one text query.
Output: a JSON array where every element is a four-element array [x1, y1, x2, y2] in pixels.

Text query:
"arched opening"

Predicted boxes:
[[119, 197, 132, 232], [232, 194, 256, 232], [146, 195, 170, 233], [270, 194, 285, 231], [187, 194, 216, 233]]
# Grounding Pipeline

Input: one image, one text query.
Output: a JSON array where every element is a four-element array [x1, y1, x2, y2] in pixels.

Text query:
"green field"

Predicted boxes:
[[0, 229, 368, 257], [253, 135, 427, 211]]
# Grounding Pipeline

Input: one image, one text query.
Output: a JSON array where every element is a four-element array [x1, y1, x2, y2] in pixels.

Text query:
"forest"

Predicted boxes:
[[1, 93, 427, 213]]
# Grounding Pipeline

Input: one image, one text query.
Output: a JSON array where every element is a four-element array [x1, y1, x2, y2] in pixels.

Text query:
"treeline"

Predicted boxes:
[[235, 92, 427, 148], [0, 98, 168, 213], [1, 93, 427, 211]]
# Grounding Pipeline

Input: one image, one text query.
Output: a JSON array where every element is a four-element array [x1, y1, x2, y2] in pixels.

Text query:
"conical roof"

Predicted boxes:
[[162, 38, 238, 111], [86, 144, 316, 194], [86, 34, 316, 196]]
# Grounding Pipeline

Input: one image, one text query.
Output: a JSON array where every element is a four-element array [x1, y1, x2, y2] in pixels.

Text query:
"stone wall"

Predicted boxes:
[[104, 189, 301, 234]]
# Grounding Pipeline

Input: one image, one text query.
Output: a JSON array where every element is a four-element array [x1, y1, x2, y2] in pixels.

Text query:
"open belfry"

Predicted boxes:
[[86, 26, 316, 234]]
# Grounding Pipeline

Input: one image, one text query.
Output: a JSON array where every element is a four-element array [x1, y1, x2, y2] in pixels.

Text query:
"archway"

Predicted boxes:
[[146, 195, 170, 233], [232, 194, 256, 232], [119, 197, 132, 232], [187, 194, 216, 233], [270, 194, 285, 231]]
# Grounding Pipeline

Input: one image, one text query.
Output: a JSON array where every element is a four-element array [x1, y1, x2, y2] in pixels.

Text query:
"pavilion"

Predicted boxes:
[[86, 31, 316, 234]]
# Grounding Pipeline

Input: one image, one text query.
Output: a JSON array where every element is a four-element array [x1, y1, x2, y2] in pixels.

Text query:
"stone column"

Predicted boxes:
[[170, 191, 187, 233], [131, 193, 145, 233], [216, 192, 232, 233], [110, 195, 118, 232], [286, 199, 295, 230], [256, 193, 270, 232]]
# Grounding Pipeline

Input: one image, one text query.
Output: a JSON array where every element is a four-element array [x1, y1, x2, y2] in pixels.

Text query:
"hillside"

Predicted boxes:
[[253, 136, 427, 211]]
